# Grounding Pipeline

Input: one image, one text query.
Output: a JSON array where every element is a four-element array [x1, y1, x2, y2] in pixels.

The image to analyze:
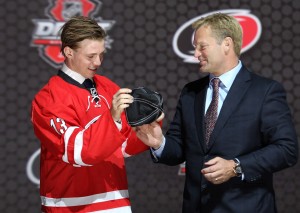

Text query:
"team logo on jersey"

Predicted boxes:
[[173, 9, 262, 63], [87, 88, 102, 109], [31, 0, 115, 68]]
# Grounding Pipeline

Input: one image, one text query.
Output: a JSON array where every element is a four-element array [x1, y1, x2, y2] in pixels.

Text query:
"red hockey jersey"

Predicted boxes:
[[31, 71, 148, 213]]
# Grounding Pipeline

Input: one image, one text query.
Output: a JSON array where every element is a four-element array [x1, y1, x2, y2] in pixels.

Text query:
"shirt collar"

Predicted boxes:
[[209, 60, 242, 89], [61, 63, 86, 84]]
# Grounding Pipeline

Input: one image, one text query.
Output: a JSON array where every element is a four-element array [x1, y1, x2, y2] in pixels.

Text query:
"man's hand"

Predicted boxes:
[[135, 113, 164, 149], [201, 157, 236, 185], [111, 88, 133, 122]]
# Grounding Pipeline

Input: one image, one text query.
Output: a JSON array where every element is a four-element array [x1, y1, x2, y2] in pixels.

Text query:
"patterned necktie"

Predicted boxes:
[[205, 78, 220, 145]]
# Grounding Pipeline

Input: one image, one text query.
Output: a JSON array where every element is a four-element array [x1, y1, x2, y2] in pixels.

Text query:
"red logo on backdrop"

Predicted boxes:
[[173, 9, 262, 63], [31, 0, 115, 69]]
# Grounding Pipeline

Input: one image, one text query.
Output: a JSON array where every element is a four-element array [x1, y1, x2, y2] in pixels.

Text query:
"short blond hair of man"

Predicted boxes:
[[192, 13, 243, 57], [60, 16, 107, 57]]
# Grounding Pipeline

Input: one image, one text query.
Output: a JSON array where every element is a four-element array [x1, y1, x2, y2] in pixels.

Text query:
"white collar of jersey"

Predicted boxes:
[[61, 63, 86, 84]]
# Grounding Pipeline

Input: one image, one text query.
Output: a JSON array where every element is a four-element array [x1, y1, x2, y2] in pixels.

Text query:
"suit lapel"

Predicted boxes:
[[194, 76, 209, 153], [207, 66, 252, 149]]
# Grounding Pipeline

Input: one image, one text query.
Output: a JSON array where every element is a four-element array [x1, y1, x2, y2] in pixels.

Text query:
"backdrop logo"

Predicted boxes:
[[173, 9, 262, 63], [31, 0, 115, 68], [26, 148, 40, 186]]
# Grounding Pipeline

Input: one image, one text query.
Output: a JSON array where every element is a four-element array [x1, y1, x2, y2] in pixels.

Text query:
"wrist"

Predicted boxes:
[[152, 144, 162, 150], [111, 114, 121, 123], [152, 139, 163, 150], [233, 158, 243, 178], [110, 108, 121, 123]]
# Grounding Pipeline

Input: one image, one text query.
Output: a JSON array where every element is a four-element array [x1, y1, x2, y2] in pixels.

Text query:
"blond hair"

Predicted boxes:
[[60, 16, 106, 56], [192, 13, 243, 57]]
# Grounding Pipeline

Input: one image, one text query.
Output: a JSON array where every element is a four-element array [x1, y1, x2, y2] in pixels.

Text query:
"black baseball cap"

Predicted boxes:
[[125, 87, 163, 127]]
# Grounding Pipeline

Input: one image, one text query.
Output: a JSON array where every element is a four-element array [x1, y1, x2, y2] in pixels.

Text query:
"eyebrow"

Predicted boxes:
[[194, 41, 207, 45], [87, 51, 105, 56], [193, 42, 208, 47]]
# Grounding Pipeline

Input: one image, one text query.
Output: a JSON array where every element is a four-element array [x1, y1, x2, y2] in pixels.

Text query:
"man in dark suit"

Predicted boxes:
[[136, 13, 298, 213]]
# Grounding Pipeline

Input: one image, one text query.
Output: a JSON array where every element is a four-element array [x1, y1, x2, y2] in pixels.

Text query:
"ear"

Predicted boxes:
[[63, 46, 74, 59], [223, 37, 232, 54]]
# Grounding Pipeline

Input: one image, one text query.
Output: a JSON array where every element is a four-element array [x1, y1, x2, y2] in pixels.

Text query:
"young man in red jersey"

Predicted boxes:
[[31, 16, 156, 213]]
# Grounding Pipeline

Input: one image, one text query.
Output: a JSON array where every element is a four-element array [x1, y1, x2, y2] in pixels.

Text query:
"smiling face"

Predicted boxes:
[[192, 13, 242, 76], [64, 38, 105, 79], [193, 25, 227, 76]]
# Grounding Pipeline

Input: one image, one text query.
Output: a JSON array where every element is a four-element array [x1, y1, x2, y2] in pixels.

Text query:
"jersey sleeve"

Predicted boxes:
[[121, 121, 149, 157], [121, 118, 163, 157], [99, 76, 149, 157], [31, 80, 145, 167]]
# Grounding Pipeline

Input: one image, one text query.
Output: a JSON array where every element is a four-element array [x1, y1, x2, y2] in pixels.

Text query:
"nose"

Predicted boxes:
[[93, 55, 102, 66], [194, 49, 201, 59]]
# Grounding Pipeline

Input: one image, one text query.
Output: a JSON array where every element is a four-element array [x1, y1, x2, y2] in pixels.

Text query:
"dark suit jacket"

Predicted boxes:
[[156, 65, 298, 213]]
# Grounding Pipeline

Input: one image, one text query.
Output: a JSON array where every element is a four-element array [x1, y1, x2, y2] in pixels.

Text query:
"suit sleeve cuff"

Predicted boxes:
[[150, 136, 166, 158]]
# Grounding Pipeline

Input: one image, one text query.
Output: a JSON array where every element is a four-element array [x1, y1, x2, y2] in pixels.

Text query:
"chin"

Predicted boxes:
[[88, 70, 97, 76], [199, 66, 206, 73]]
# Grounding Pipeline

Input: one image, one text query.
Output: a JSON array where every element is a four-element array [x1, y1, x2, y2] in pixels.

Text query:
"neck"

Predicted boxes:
[[214, 58, 239, 77]]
